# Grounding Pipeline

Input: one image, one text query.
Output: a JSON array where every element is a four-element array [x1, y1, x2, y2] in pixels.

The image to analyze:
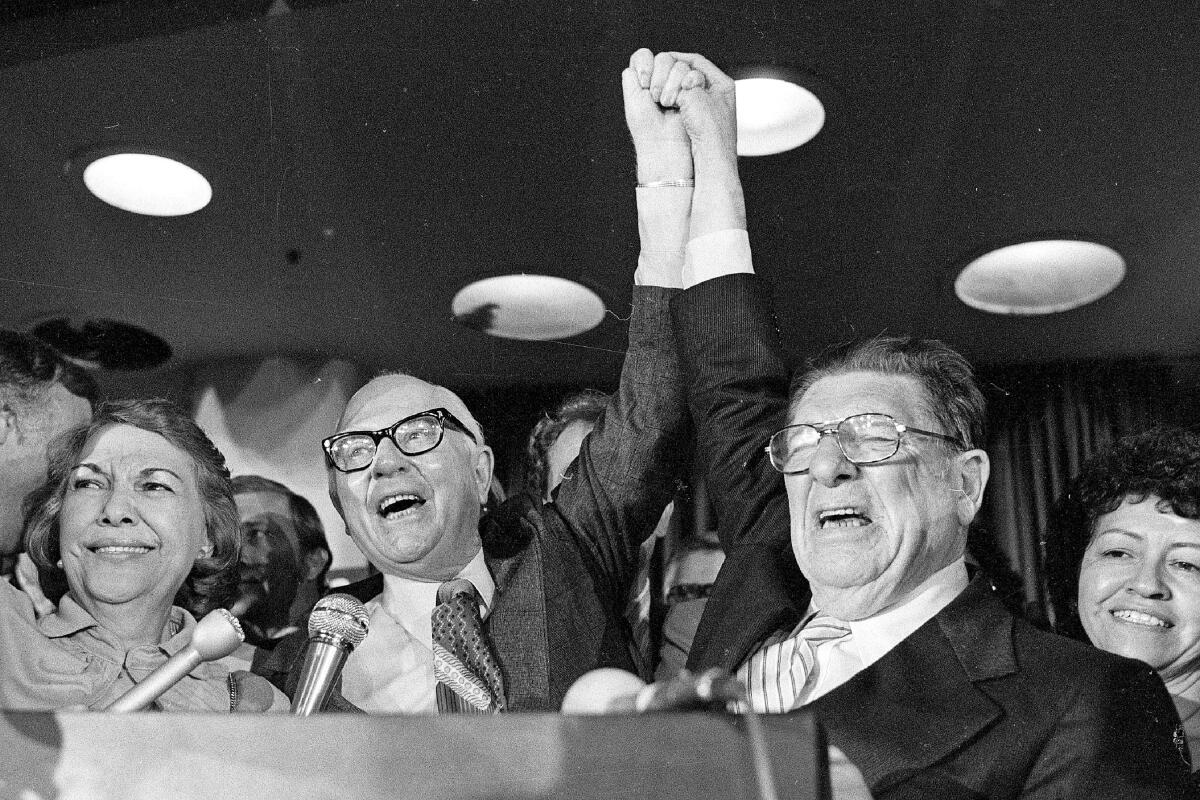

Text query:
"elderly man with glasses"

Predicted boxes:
[[662, 52, 1193, 798], [253, 50, 734, 712]]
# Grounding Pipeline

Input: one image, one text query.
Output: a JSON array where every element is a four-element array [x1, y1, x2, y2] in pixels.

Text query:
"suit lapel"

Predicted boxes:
[[483, 540, 549, 709], [813, 578, 1017, 792]]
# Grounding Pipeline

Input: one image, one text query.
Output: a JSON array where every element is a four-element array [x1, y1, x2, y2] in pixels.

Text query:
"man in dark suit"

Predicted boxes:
[[229, 475, 331, 651], [254, 50, 722, 711], [659, 52, 1195, 798]]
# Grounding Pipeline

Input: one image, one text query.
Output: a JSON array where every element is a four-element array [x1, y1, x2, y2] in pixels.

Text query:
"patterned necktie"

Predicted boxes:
[[431, 579, 506, 713], [737, 611, 852, 713]]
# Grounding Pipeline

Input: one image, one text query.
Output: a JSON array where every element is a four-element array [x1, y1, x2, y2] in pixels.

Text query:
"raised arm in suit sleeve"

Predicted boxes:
[[543, 50, 699, 604], [551, 282, 686, 603], [664, 51, 791, 552], [672, 275, 790, 551]]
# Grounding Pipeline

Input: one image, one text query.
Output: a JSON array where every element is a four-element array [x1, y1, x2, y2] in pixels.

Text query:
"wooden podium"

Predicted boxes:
[[0, 711, 828, 800]]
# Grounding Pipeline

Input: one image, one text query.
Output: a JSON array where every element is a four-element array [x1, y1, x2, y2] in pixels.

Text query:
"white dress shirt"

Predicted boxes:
[[340, 549, 495, 714]]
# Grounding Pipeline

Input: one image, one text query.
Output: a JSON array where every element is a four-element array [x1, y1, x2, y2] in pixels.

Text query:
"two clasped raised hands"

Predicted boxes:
[[622, 49, 737, 170]]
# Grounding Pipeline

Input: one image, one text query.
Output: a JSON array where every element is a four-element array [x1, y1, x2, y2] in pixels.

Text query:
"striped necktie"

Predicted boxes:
[[431, 579, 506, 713], [737, 612, 852, 713]]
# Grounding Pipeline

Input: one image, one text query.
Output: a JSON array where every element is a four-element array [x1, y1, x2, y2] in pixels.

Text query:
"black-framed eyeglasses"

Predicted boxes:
[[765, 413, 964, 475], [323, 408, 478, 473]]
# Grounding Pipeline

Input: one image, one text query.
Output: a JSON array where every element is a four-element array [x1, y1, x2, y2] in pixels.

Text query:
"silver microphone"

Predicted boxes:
[[560, 667, 648, 714], [289, 593, 369, 715], [105, 608, 245, 712]]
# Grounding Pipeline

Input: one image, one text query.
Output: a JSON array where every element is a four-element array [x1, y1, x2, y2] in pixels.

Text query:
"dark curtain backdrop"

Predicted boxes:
[[977, 359, 1187, 629]]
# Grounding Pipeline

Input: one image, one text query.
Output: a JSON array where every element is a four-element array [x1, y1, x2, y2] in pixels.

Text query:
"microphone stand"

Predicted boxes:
[[741, 707, 781, 800], [691, 669, 781, 800]]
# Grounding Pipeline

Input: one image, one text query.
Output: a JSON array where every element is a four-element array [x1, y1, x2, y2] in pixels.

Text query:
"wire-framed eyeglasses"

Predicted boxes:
[[765, 412, 964, 475], [323, 407, 477, 473]]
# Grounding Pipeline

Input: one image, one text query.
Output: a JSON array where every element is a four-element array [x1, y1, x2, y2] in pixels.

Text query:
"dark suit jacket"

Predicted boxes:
[[671, 274, 1195, 799], [255, 285, 686, 711]]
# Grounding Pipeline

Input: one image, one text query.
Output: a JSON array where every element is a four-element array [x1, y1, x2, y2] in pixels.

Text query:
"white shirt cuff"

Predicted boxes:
[[683, 229, 754, 289]]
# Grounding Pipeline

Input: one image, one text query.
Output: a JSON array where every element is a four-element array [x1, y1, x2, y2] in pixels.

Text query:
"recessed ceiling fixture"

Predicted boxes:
[[734, 76, 825, 156], [31, 317, 172, 370], [954, 239, 1126, 315], [451, 275, 605, 340], [81, 152, 212, 216]]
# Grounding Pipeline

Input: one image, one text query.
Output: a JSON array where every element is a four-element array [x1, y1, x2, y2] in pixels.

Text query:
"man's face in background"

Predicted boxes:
[[234, 489, 304, 632]]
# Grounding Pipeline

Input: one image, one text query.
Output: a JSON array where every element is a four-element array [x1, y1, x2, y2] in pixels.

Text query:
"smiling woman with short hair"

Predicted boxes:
[[1049, 426, 1200, 775], [0, 398, 285, 711]]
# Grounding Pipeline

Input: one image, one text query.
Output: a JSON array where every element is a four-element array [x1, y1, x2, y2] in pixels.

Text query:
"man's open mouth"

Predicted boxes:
[[378, 493, 426, 519], [818, 508, 872, 528]]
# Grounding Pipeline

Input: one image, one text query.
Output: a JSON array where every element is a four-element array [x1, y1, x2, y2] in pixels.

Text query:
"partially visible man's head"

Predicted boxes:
[[327, 373, 492, 582], [525, 389, 608, 502], [231, 475, 331, 635], [0, 331, 96, 557], [782, 337, 989, 620]]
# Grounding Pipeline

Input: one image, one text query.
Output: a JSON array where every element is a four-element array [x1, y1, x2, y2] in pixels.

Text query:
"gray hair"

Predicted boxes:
[[791, 335, 985, 449]]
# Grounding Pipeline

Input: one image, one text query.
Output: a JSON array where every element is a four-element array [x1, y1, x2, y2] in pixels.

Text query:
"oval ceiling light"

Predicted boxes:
[[955, 239, 1126, 315], [451, 274, 606, 340], [82, 152, 212, 216], [31, 317, 172, 370], [735, 76, 825, 156]]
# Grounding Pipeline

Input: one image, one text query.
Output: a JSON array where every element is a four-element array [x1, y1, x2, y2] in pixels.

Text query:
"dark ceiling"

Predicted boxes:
[[2, 0, 1198, 393]]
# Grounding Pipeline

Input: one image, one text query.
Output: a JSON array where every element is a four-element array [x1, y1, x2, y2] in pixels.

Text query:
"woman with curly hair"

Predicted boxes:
[[0, 398, 286, 711], [525, 389, 610, 502], [1048, 426, 1200, 769]]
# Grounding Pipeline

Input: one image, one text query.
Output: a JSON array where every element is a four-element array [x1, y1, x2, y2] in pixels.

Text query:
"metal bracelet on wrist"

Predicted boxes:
[[636, 179, 695, 188]]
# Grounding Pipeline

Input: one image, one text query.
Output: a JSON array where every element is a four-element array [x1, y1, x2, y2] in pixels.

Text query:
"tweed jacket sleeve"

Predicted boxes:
[[548, 284, 687, 607]]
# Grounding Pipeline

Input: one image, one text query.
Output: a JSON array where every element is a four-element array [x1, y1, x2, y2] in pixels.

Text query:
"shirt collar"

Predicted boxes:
[[39, 592, 196, 657], [377, 548, 495, 646], [842, 557, 969, 667], [38, 592, 101, 639]]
